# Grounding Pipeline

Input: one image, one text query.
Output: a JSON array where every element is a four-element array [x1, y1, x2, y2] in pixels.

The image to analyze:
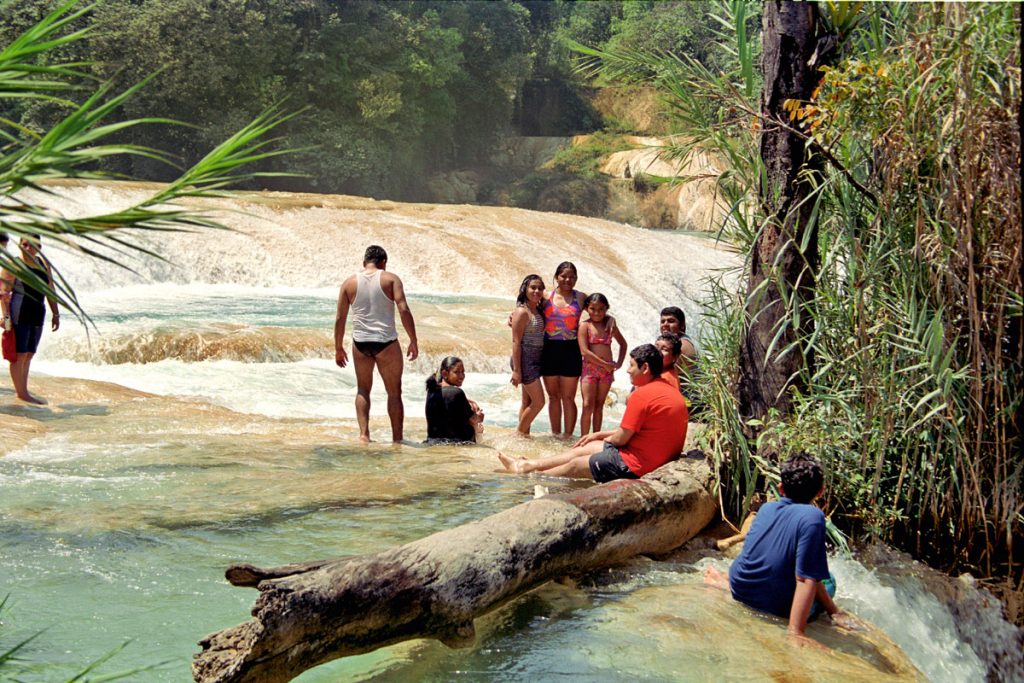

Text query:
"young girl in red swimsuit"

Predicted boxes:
[[577, 293, 627, 436]]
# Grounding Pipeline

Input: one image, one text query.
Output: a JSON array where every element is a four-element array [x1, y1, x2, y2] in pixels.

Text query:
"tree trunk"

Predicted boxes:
[[737, 0, 823, 431], [193, 455, 717, 683]]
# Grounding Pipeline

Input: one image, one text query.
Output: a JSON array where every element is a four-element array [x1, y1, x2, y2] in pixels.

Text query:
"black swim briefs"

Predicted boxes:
[[588, 441, 639, 483], [353, 338, 398, 357]]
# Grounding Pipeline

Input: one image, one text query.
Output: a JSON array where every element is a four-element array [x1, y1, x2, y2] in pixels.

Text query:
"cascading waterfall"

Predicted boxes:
[[1, 181, 1017, 681]]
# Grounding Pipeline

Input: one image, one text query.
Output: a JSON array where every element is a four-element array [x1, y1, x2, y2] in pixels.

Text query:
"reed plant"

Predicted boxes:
[[578, 1, 1022, 587]]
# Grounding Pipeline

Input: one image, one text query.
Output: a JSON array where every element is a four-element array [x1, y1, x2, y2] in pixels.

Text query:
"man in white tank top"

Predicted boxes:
[[335, 245, 419, 443]]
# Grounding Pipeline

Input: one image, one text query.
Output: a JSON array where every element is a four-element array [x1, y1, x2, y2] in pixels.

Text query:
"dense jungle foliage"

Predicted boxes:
[[581, 1, 1021, 597], [0, 0, 735, 199]]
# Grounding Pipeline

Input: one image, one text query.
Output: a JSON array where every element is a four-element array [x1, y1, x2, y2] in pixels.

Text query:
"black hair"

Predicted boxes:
[[656, 332, 682, 357], [660, 306, 686, 331], [516, 274, 545, 307], [780, 452, 824, 503], [554, 261, 578, 280], [630, 344, 663, 377], [0, 232, 8, 244], [584, 292, 609, 308], [425, 356, 462, 392], [363, 245, 388, 266]]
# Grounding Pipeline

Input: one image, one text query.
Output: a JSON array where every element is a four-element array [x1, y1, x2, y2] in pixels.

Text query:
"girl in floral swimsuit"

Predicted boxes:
[[577, 293, 627, 436]]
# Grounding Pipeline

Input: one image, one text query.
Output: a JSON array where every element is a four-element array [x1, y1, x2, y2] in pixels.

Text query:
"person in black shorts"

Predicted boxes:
[[539, 262, 588, 438], [6, 234, 60, 404]]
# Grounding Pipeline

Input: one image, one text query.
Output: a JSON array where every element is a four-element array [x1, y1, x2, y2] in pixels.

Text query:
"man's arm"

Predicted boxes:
[[390, 274, 418, 360], [574, 426, 634, 449], [788, 576, 818, 636], [334, 278, 354, 367], [602, 426, 634, 448], [814, 578, 838, 617], [679, 338, 697, 369]]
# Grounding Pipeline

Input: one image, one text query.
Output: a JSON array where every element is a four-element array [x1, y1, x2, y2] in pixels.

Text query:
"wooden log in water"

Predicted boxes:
[[193, 452, 717, 683]]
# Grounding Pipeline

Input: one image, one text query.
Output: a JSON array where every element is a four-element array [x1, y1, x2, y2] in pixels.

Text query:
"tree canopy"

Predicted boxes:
[[0, 1, 746, 199]]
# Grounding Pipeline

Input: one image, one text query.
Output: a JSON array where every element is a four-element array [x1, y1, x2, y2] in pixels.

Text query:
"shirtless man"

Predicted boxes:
[[335, 245, 419, 443]]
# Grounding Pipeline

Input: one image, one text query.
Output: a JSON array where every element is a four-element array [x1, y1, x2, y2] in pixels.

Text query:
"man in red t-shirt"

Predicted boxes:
[[497, 344, 688, 481]]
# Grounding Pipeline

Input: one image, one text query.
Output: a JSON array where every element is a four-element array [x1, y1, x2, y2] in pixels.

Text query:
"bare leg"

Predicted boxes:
[[12, 352, 44, 404], [579, 380, 597, 437], [541, 453, 596, 479], [517, 380, 545, 435], [375, 342, 406, 443], [542, 375, 561, 436], [592, 381, 612, 433], [352, 345, 375, 443], [558, 376, 580, 437], [8, 353, 18, 394], [498, 439, 604, 476]]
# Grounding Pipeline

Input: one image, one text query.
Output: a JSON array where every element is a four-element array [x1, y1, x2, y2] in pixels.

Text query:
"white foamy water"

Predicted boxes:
[[24, 181, 737, 350], [24, 181, 738, 428]]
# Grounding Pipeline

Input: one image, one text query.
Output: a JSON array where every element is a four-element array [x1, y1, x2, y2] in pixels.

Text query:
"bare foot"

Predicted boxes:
[[703, 566, 728, 589], [17, 393, 47, 405], [497, 452, 526, 474], [358, 434, 372, 444], [497, 451, 516, 473]]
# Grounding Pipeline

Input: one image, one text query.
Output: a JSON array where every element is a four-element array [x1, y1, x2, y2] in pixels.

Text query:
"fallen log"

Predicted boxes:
[[193, 452, 717, 683]]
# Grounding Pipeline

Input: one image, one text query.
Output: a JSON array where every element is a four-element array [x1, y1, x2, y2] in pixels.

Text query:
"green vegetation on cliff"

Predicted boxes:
[[0, 1, 749, 200]]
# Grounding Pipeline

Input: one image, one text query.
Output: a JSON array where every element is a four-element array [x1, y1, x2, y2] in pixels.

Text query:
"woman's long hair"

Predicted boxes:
[[516, 274, 545, 308], [425, 356, 462, 392]]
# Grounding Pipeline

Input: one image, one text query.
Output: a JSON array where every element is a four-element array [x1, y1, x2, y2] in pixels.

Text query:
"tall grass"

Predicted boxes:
[[577, 1, 1022, 586]]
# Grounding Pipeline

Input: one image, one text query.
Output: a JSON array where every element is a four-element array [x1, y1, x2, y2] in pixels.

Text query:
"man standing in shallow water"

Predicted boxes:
[[335, 245, 419, 443]]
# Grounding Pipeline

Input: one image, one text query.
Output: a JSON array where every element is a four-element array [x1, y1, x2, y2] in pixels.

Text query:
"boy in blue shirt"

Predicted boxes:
[[729, 453, 848, 638]]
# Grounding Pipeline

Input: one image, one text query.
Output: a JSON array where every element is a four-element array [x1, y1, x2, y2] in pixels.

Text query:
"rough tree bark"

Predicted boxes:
[[193, 455, 717, 683], [737, 0, 824, 430]]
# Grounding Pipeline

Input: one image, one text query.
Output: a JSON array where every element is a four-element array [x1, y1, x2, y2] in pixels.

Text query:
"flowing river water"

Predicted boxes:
[[0, 181, 1016, 681]]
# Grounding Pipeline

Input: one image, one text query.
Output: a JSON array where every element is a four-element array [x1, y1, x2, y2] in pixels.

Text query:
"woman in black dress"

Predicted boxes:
[[425, 356, 484, 443]]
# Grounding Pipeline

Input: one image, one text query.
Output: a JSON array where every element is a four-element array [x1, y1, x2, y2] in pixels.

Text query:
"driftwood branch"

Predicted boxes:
[[193, 453, 717, 683], [224, 558, 350, 588]]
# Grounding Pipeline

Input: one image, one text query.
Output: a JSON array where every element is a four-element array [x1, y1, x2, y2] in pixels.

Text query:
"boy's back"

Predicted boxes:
[[728, 498, 830, 617]]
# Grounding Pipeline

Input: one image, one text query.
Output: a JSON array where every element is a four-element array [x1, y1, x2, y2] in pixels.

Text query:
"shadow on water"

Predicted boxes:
[[0, 401, 110, 420]]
